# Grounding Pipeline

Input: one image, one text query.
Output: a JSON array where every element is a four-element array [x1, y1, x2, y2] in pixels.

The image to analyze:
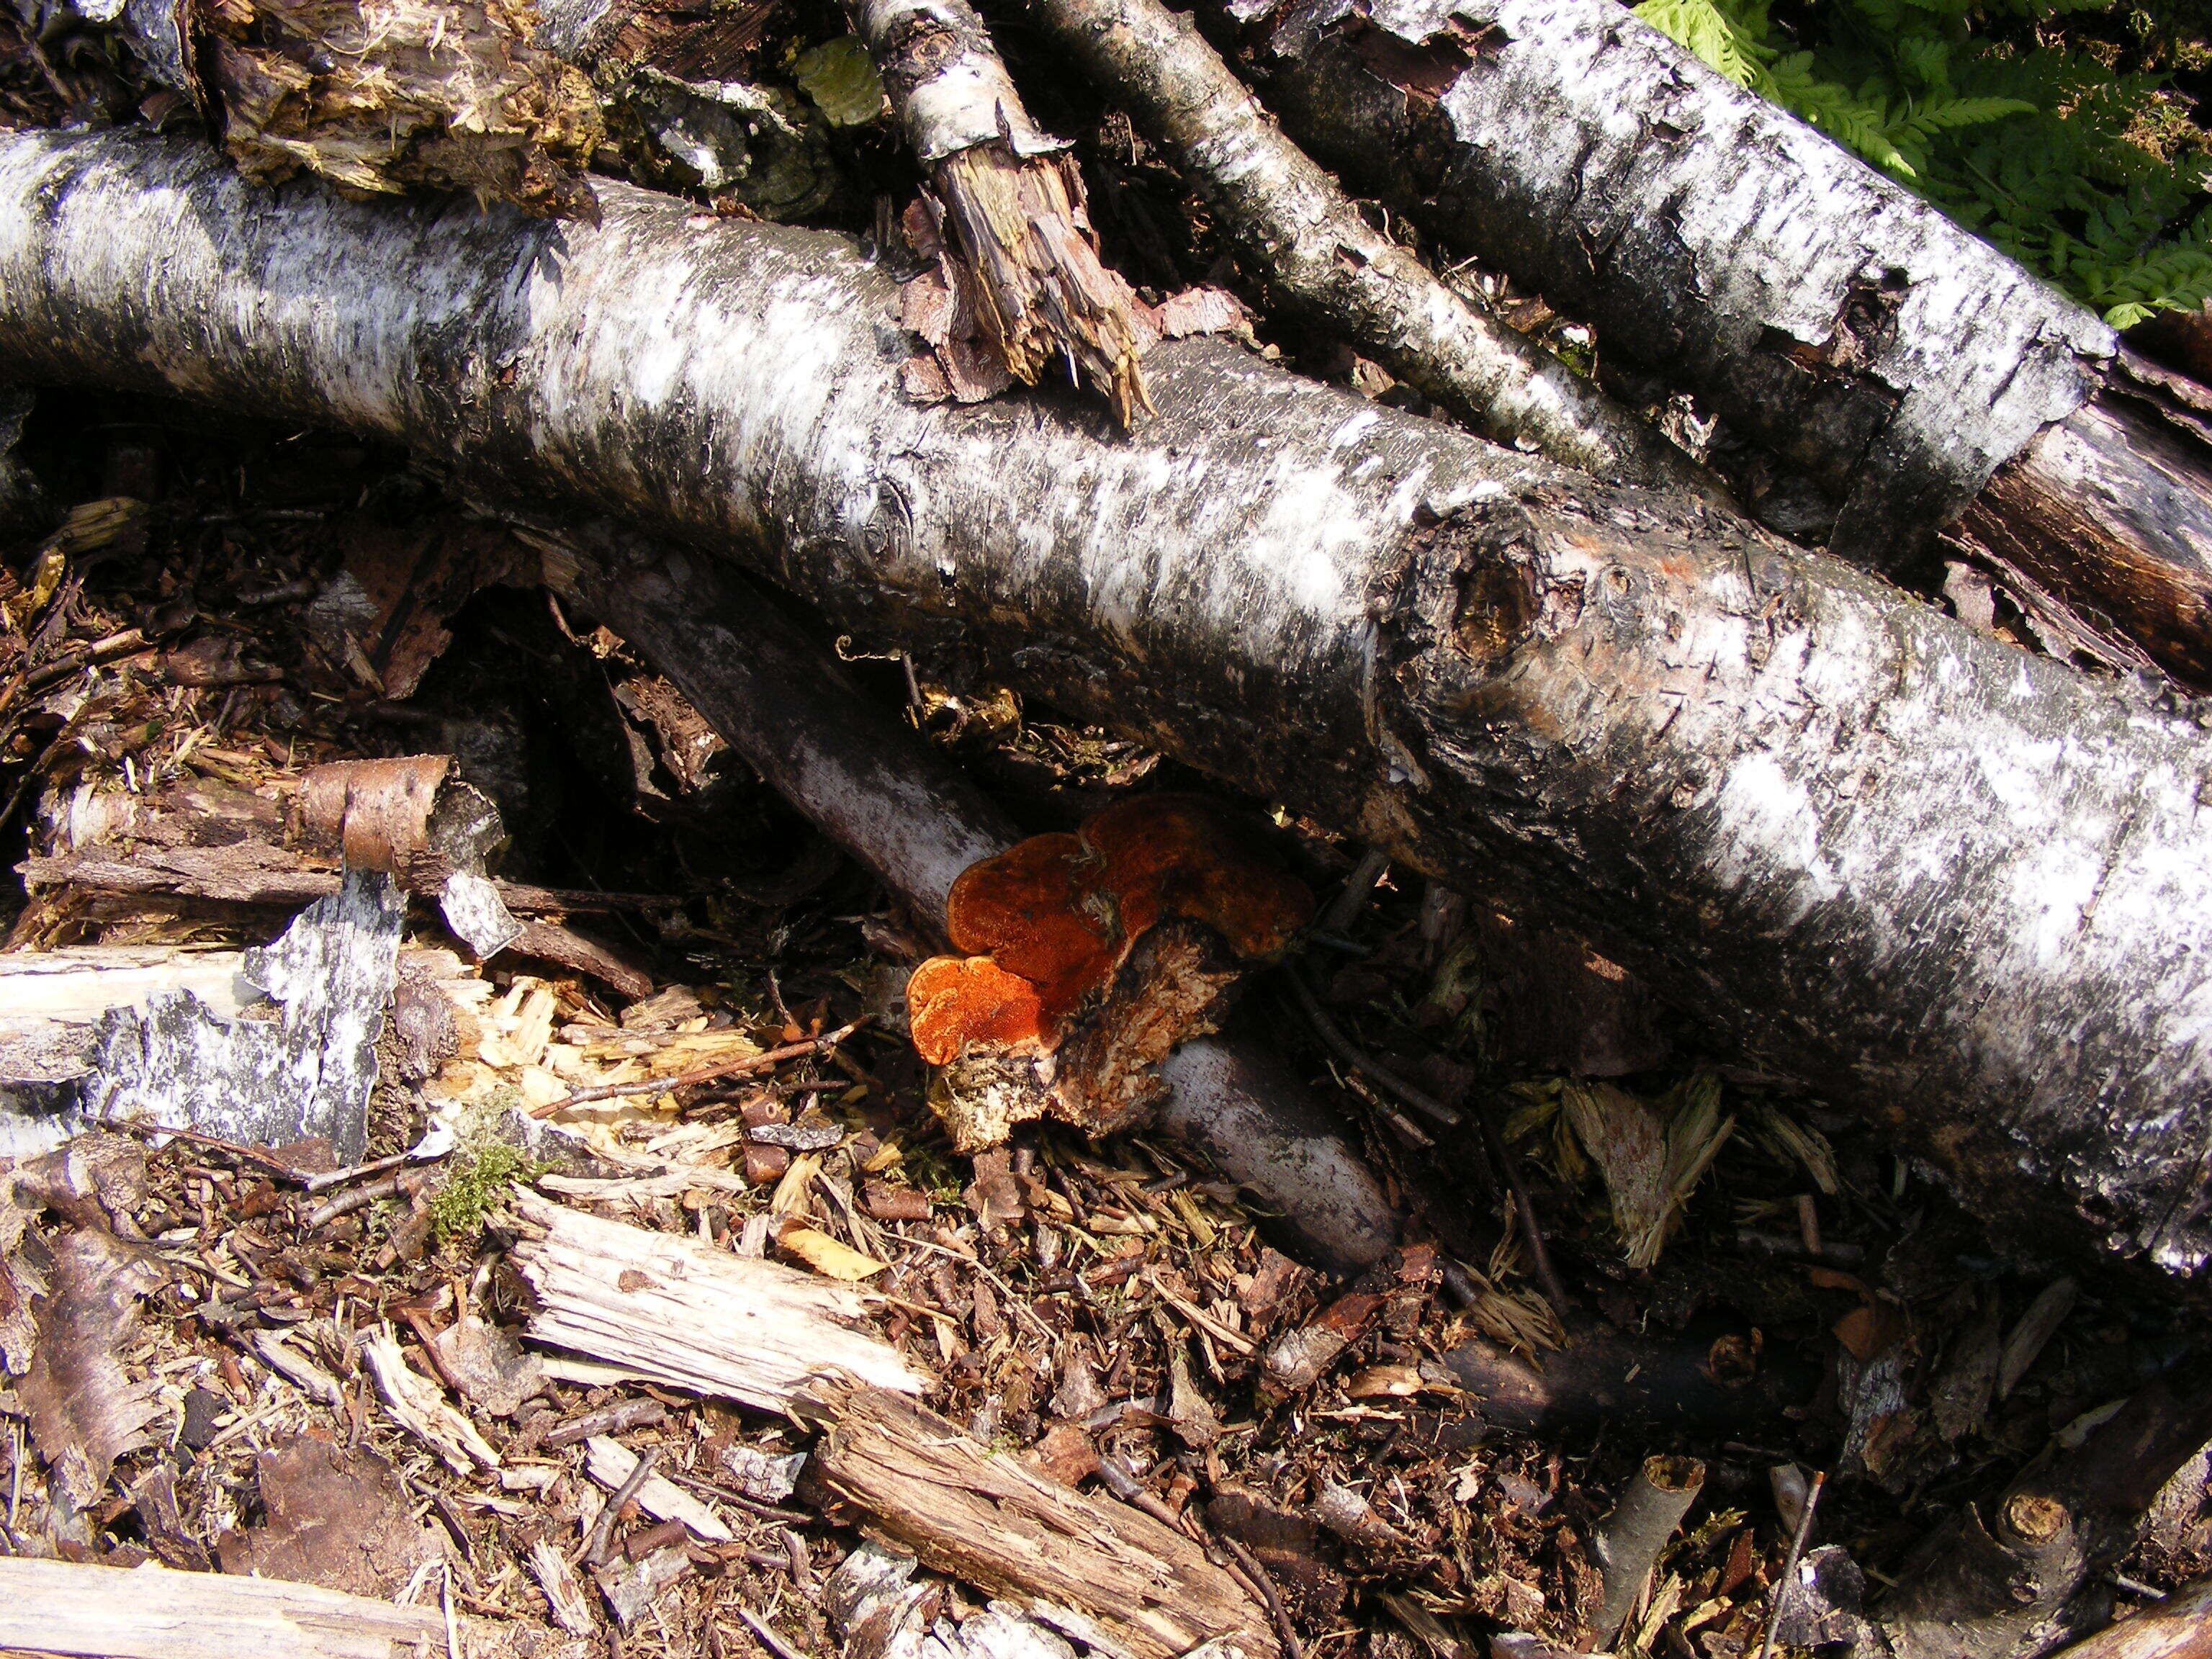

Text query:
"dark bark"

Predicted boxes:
[[1236, 0, 2212, 687], [1874, 1378, 2212, 1659], [5, 130, 2212, 1290]]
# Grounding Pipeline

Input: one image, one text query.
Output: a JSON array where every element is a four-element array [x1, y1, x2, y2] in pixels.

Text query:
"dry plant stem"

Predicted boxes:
[[2047, 1580, 2212, 1659], [1026, 0, 1716, 495], [13, 135, 2212, 1289], [1245, 0, 2212, 685], [1284, 968, 1460, 1127], [1596, 1454, 1707, 1644], [1474, 1102, 1568, 1317], [1758, 1468, 1825, 1659], [585, 1444, 660, 1567], [849, 0, 1154, 423], [530, 1020, 867, 1116]]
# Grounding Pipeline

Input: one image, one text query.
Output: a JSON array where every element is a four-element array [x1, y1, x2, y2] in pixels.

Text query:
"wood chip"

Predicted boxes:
[[583, 1434, 733, 1542], [506, 1191, 924, 1408]]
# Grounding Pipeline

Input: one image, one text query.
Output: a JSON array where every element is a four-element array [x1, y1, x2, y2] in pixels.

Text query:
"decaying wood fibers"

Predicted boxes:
[[848, 0, 1156, 423], [4, 128, 2212, 1285], [1241, 0, 2212, 677]]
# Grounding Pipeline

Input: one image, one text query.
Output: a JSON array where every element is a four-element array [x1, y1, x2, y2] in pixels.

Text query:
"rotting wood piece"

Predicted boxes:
[[10, 133, 2212, 1289], [0, 1552, 446, 1658], [1025, 0, 1717, 495], [1871, 1377, 2212, 1659], [1233, 0, 2212, 688], [88, 0, 602, 216], [799, 1376, 1280, 1659], [848, 0, 1155, 425], [2044, 1579, 2212, 1659], [503, 1190, 927, 1407]]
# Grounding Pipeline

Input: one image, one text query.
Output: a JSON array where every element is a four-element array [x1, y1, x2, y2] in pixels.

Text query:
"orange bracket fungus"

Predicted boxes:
[[905, 796, 1313, 1148]]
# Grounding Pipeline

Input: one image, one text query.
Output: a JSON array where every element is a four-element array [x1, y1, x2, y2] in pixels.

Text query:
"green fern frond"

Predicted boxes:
[[1635, 0, 2212, 323]]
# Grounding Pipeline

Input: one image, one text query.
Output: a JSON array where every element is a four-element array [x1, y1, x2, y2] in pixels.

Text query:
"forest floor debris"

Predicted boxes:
[[0, 383, 2200, 1659]]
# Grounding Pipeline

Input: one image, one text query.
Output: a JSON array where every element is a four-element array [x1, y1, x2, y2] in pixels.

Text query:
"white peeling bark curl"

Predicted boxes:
[[1026, 0, 1718, 497], [4, 128, 2212, 1287]]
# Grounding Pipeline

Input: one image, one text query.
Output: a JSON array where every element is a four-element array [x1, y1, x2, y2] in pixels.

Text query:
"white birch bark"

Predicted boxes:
[[1244, 0, 2212, 679], [1025, 0, 1719, 495], [4, 127, 2212, 1286]]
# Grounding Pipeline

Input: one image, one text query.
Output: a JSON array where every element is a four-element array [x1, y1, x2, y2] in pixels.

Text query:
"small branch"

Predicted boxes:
[[1598, 1455, 1708, 1645], [1025, 0, 1723, 495], [584, 1444, 660, 1569], [529, 1020, 866, 1117], [1758, 1469, 1826, 1659], [1283, 968, 1461, 1128]]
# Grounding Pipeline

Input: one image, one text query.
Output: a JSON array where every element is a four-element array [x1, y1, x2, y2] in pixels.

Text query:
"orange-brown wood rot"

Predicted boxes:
[[907, 796, 1312, 1147]]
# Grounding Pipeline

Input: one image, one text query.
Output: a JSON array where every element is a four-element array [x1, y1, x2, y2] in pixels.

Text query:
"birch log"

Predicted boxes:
[[1022, 0, 1719, 495], [541, 526, 1402, 1273], [1238, 0, 2212, 685], [5, 129, 2212, 1287]]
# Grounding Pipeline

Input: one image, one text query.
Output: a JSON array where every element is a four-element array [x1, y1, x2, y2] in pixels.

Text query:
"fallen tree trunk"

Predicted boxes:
[[541, 527, 1402, 1274], [1234, 0, 2212, 686], [5, 130, 2212, 1287]]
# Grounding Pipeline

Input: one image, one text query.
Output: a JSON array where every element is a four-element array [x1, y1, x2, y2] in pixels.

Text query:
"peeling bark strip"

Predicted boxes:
[[799, 1377, 1280, 1659], [1025, 0, 1714, 495], [7, 132, 2212, 1285], [1244, 0, 2212, 683], [848, 0, 1154, 423], [546, 529, 1401, 1272]]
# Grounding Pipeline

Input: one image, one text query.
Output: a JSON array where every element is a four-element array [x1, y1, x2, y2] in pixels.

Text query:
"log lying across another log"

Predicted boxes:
[[4, 129, 2212, 1288], [1236, 0, 2212, 685]]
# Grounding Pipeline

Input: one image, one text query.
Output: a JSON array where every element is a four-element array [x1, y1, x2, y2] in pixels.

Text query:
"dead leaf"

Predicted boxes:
[[18, 1226, 165, 1509], [775, 1220, 886, 1281], [215, 1437, 439, 1597]]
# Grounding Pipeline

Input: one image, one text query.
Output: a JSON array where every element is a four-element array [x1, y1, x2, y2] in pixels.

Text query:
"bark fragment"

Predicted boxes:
[[17, 1223, 165, 1511], [0, 1553, 449, 1657], [505, 1190, 927, 1407], [850, 0, 1154, 424]]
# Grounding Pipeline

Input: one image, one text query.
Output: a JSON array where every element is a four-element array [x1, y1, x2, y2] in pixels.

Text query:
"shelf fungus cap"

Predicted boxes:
[[1079, 794, 1314, 956], [944, 832, 1117, 1021], [906, 956, 1048, 1066], [909, 796, 1313, 1149]]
